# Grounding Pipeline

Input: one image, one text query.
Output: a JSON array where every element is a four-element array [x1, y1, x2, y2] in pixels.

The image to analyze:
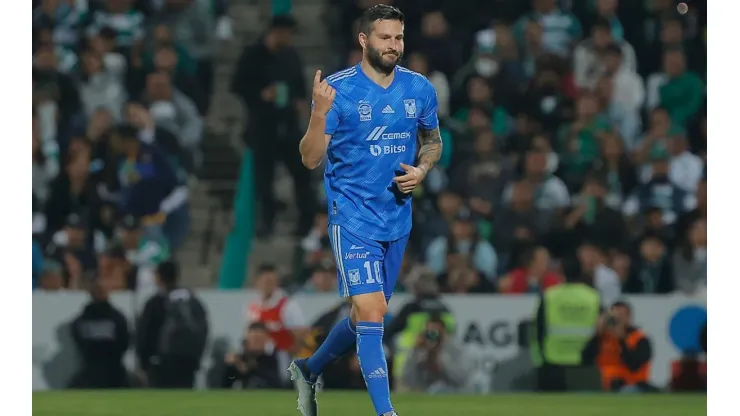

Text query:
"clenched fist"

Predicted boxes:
[[312, 70, 336, 116], [393, 163, 427, 194]]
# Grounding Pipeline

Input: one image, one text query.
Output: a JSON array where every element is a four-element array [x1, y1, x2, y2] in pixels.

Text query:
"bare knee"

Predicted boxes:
[[350, 292, 387, 323]]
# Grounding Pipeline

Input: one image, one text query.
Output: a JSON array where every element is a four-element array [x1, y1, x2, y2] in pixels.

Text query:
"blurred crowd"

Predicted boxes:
[[31, 0, 231, 291], [268, 0, 708, 301], [32, 0, 708, 300], [38, 0, 708, 397]]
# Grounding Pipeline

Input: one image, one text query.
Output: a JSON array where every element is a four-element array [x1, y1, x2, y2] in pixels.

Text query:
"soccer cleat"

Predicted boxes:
[[288, 359, 319, 416], [381, 412, 398, 416]]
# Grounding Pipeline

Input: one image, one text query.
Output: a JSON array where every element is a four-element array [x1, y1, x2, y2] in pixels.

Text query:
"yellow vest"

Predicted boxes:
[[541, 284, 600, 365]]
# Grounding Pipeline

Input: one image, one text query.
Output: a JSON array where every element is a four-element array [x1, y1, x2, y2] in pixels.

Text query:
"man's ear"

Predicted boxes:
[[358, 32, 367, 49]]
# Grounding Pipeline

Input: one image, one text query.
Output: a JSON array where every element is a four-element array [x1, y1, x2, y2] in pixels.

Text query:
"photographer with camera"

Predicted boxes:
[[221, 322, 282, 389], [581, 301, 655, 392], [401, 314, 472, 394]]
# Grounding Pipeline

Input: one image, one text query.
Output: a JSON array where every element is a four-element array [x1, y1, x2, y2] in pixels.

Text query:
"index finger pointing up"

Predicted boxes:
[[314, 70, 322, 86]]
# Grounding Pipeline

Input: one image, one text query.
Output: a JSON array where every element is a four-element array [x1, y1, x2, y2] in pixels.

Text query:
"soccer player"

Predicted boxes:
[[287, 5, 441, 416]]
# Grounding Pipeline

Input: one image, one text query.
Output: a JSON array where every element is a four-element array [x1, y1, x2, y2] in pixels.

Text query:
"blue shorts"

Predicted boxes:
[[328, 224, 409, 301]]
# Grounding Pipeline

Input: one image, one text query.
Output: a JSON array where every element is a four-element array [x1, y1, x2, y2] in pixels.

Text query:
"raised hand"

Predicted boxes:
[[312, 70, 336, 116]]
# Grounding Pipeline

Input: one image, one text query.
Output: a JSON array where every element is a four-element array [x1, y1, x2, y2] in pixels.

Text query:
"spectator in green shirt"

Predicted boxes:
[[513, 0, 583, 57], [658, 48, 705, 128], [141, 24, 198, 77], [453, 75, 512, 138], [557, 93, 612, 188], [633, 106, 685, 165]]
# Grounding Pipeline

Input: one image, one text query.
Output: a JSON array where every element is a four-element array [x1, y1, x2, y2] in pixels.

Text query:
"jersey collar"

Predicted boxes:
[[356, 63, 399, 92]]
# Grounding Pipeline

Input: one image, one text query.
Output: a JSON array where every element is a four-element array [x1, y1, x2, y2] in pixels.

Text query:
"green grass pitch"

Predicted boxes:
[[32, 390, 706, 416]]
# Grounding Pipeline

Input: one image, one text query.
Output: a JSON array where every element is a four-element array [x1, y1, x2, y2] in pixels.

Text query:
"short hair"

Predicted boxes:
[[641, 231, 666, 246], [584, 172, 608, 188], [35, 44, 54, 55], [662, 16, 684, 29], [116, 124, 139, 141], [592, 16, 612, 32], [604, 43, 622, 57], [257, 263, 278, 275], [663, 45, 685, 56], [522, 246, 547, 267], [268, 15, 297, 30], [611, 300, 632, 313], [126, 99, 146, 109], [427, 312, 446, 327], [155, 44, 177, 55], [99, 27, 117, 41], [248, 322, 269, 332], [157, 261, 179, 287], [651, 106, 669, 115], [358, 4, 404, 35]]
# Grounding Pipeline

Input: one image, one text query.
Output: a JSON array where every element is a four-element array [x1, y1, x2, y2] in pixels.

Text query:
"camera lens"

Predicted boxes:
[[425, 329, 440, 341]]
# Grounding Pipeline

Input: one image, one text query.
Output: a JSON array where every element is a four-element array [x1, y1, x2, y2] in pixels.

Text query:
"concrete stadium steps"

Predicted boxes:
[[175, 179, 222, 287], [243, 0, 332, 284], [180, 0, 332, 287], [177, 0, 267, 287]]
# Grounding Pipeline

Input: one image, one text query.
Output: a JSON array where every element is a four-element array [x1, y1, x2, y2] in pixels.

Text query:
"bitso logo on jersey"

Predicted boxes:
[[370, 144, 406, 156], [358, 100, 372, 121], [403, 99, 416, 118]]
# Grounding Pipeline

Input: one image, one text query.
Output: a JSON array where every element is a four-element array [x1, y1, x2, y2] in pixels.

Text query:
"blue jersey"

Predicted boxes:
[[321, 64, 439, 241]]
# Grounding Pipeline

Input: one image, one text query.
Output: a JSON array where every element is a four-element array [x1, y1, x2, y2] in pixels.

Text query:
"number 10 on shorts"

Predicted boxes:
[[363, 260, 383, 284]]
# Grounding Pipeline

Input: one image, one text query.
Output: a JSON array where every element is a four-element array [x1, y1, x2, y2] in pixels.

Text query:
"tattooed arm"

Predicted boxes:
[[416, 126, 443, 174], [392, 126, 442, 194]]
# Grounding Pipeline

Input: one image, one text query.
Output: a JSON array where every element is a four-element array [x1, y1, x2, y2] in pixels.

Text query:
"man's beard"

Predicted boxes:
[[366, 44, 402, 75]]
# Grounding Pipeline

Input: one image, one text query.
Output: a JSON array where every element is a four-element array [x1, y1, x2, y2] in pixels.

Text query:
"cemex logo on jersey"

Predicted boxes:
[[365, 126, 412, 141]]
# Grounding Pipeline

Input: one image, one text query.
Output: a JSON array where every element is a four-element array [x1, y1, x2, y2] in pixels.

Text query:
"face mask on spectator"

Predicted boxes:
[[546, 152, 559, 174], [475, 58, 498, 78], [103, 54, 126, 74], [85, 72, 106, 85], [149, 101, 177, 121], [540, 96, 557, 114]]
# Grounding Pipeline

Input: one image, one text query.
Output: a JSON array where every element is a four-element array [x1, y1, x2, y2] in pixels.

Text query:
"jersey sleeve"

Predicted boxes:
[[419, 79, 439, 130], [311, 98, 340, 135]]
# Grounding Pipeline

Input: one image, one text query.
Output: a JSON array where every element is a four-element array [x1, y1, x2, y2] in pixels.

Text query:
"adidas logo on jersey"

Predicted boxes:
[[382, 105, 395, 114], [368, 367, 387, 379]]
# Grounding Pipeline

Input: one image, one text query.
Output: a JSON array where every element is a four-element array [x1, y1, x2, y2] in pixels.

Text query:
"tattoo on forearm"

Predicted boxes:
[[417, 127, 443, 172]]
